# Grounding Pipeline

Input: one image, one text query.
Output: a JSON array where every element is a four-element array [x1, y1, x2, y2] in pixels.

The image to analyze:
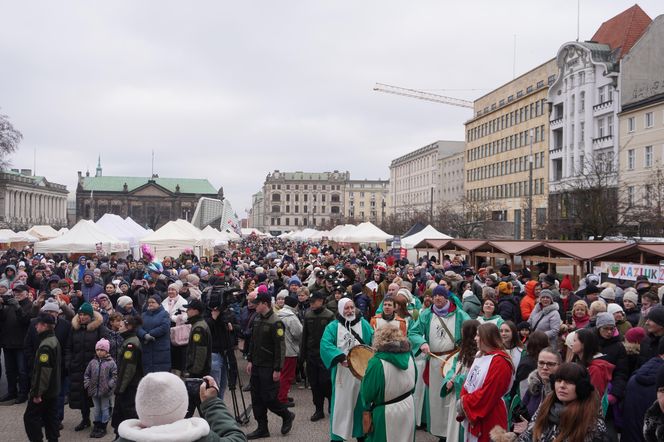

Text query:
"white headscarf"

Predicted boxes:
[[338, 297, 355, 321]]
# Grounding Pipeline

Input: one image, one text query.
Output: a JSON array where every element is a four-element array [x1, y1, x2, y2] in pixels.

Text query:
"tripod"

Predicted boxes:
[[224, 349, 251, 425]]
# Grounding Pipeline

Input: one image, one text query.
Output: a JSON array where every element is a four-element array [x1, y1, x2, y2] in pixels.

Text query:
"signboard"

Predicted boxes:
[[598, 261, 664, 284], [392, 236, 401, 249]]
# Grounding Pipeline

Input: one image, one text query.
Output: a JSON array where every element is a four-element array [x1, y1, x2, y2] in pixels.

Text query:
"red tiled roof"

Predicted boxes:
[[591, 4, 652, 59]]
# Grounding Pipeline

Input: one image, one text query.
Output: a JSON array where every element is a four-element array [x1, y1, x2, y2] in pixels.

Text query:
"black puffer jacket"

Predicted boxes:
[[597, 332, 629, 400], [24, 316, 71, 374], [65, 311, 109, 409], [0, 297, 32, 348], [497, 294, 521, 323]]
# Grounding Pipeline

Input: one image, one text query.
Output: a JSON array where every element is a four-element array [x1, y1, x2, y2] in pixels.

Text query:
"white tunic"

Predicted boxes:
[[332, 321, 363, 441], [381, 357, 416, 442], [427, 314, 457, 437], [462, 354, 495, 442]]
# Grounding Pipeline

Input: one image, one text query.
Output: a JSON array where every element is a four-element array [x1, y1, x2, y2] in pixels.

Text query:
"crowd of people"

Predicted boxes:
[[1, 236, 664, 442]]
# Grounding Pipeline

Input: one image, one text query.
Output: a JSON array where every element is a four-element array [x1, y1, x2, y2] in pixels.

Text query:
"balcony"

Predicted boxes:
[[593, 100, 613, 117], [592, 134, 613, 150], [550, 117, 563, 129]]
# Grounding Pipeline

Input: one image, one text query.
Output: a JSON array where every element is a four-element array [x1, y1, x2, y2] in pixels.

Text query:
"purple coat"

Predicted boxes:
[[84, 355, 117, 397]]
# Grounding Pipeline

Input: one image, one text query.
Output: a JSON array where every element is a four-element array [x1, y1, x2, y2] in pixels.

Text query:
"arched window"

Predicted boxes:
[[272, 205, 280, 213], [272, 193, 281, 202], [331, 194, 340, 203]]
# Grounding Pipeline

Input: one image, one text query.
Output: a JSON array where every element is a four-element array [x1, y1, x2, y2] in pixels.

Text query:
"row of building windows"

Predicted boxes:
[[349, 200, 377, 208], [475, 76, 555, 118], [271, 184, 342, 190], [466, 152, 546, 183], [468, 98, 548, 142], [467, 125, 546, 163], [270, 217, 317, 226], [627, 146, 656, 170], [467, 178, 546, 201], [271, 204, 341, 214], [272, 193, 341, 203], [627, 111, 660, 132]]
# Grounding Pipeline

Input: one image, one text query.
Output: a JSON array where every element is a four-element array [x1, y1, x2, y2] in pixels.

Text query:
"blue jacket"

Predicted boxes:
[[81, 282, 103, 303], [622, 356, 664, 442], [138, 306, 171, 373]]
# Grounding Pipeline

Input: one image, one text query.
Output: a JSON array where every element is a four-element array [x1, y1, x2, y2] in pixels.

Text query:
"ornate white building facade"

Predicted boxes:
[[0, 169, 68, 230]]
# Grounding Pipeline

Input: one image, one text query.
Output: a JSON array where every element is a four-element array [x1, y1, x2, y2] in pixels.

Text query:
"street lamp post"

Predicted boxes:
[[525, 129, 534, 240]]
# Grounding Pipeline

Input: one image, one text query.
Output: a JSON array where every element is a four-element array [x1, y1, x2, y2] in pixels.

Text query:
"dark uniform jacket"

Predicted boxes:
[[0, 297, 32, 349], [31, 330, 61, 399], [117, 333, 142, 394], [301, 306, 335, 361], [186, 314, 211, 377], [248, 309, 285, 371]]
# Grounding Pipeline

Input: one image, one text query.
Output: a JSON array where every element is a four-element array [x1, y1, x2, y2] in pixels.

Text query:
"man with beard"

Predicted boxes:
[[408, 284, 469, 441], [300, 291, 334, 421], [320, 298, 373, 442]]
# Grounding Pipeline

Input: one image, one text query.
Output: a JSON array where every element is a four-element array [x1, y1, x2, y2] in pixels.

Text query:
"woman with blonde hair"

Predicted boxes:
[[588, 300, 607, 328]]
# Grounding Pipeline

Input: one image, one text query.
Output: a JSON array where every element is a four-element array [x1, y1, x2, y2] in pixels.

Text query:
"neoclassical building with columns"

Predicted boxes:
[[0, 169, 68, 230]]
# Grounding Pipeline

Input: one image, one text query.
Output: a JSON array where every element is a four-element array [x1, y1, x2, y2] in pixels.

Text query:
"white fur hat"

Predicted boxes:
[[135, 372, 188, 427]]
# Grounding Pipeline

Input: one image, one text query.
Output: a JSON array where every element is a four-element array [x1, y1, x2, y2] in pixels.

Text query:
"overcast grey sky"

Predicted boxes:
[[1, 1, 660, 218]]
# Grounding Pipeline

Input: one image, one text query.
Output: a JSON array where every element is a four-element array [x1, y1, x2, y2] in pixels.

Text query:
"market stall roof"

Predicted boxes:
[[96, 214, 140, 248], [483, 240, 545, 255], [0, 229, 24, 244], [339, 222, 392, 243], [447, 239, 489, 253], [26, 225, 60, 241], [401, 225, 452, 249], [636, 243, 664, 258], [240, 228, 269, 237], [543, 241, 634, 261], [123, 217, 149, 238], [412, 238, 453, 250], [34, 220, 129, 254], [402, 222, 427, 238]]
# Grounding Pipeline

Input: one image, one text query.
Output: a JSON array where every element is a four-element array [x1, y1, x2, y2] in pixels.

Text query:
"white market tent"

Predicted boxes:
[[340, 222, 392, 243], [123, 217, 149, 238], [96, 214, 141, 248], [140, 219, 213, 259], [241, 228, 269, 237], [34, 220, 130, 254], [309, 230, 328, 241], [327, 224, 354, 242], [17, 231, 39, 243], [27, 225, 60, 241], [0, 229, 24, 244], [58, 228, 69, 236], [219, 228, 241, 241], [291, 228, 319, 241], [401, 224, 453, 249]]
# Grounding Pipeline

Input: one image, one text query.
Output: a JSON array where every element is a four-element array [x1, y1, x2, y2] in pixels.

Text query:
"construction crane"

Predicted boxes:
[[373, 82, 473, 109]]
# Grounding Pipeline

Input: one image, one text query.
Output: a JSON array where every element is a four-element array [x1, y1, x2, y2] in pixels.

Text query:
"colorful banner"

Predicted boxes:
[[598, 261, 664, 284]]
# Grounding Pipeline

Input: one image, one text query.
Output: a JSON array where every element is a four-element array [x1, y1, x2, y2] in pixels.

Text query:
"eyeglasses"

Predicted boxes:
[[537, 361, 559, 368]]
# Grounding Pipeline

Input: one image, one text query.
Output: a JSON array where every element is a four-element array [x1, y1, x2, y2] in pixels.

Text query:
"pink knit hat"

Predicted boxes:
[[95, 338, 110, 352]]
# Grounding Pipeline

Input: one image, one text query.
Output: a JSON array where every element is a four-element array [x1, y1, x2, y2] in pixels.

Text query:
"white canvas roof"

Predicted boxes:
[[123, 217, 149, 238], [340, 222, 392, 243], [34, 220, 129, 254], [0, 229, 25, 244], [401, 225, 453, 249], [26, 225, 60, 240], [140, 219, 213, 258], [96, 214, 140, 248]]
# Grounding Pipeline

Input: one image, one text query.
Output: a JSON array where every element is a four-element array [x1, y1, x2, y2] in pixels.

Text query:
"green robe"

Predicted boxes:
[[477, 314, 504, 328], [320, 317, 374, 441], [361, 351, 417, 442]]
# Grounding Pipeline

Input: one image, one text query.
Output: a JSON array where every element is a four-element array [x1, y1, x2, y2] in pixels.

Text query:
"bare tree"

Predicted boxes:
[[434, 196, 497, 238], [622, 165, 664, 237], [547, 154, 626, 240], [0, 112, 22, 169]]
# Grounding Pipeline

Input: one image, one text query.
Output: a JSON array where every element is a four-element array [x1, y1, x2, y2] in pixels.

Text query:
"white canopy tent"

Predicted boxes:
[[123, 217, 149, 239], [339, 222, 392, 243], [241, 228, 269, 237], [219, 228, 241, 241], [0, 229, 25, 244], [401, 225, 452, 249], [17, 231, 39, 243], [27, 225, 60, 241], [96, 214, 141, 252], [58, 228, 69, 236], [34, 220, 130, 254], [140, 219, 213, 259]]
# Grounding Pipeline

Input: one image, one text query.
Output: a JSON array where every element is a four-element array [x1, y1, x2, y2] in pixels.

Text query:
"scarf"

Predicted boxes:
[[432, 301, 450, 317], [548, 402, 565, 425], [574, 313, 590, 328]]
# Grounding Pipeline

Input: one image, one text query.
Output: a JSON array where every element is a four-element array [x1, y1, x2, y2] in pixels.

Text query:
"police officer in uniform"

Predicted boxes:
[[300, 290, 335, 421], [24, 313, 61, 442], [111, 315, 143, 438], [183, 299, 211, 417], [246, 292, 295, 439]]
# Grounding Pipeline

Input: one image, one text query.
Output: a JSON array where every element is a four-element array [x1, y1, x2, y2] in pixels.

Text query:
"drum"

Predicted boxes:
[[347, 345, 376, 380], [439, 348, 460, 378]]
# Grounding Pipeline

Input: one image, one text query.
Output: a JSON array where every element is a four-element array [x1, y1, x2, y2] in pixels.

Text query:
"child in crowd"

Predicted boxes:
[[517, 321, 531, 344], [107, 312, 124, 363], [83, 338, 117, 438]]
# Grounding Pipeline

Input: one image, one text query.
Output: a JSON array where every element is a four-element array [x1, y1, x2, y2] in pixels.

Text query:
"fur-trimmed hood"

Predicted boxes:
[[118, 417, 210, 442], [373, 327, 411, 353], [72, 310, 104, 331], [527, 369, 552, 396]]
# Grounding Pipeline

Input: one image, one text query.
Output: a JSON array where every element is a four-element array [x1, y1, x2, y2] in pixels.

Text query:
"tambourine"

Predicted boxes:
[[347, 345, 376, 380]]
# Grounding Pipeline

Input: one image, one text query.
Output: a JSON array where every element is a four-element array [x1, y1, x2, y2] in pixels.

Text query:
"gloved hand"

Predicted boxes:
[[144, 334, 155, 343]]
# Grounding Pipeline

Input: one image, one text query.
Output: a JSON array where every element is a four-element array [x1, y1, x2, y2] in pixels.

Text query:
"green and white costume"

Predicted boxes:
[[320, 313, 374, 441]]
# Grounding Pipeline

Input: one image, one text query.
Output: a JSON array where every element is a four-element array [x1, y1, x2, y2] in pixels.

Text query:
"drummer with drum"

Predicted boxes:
[[408, 284, 470, 442], [320, 297, 374, 442]]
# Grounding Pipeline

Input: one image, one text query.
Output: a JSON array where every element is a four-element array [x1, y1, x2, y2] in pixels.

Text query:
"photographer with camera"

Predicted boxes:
[[184, 299, 212, 418], [207, 285, 241, 401], [116, 373, 246, 442]]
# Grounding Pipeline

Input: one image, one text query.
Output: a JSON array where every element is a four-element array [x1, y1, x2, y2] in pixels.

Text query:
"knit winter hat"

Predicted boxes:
[[117, 296, 133, 309], [647, 305, 664, 328], [41, 299, 60, 314], [462, 289, 475, 301], [79, 302, 94, 317], [622, 291, 639, 306], [95, 338, 110, 352], [625, 327, 646, 344], [276, 289, 289, 300], [497, 281, 513, 296], [135, 372, 189, 427], [257, 284, 268, 294], [599, 287, 616, 301], [539, 289, 555, 300], [559, 275, 574, 291], [288, 276, 302, 287], [596, 312, 616, 328], [50, 288, 63, 297], [432, 285, 449, 298], [284, 296, 298, 308], [607, 304, 624, 316]]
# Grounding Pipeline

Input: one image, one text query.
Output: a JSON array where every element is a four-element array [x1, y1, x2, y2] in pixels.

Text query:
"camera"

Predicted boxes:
[[183, 377, 209, 398], [208, 286, 244, 311]]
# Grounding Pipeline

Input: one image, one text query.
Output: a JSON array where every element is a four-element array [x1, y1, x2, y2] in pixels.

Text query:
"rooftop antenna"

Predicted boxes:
[[33, 146, 36, 175], [576, 0, 580, 42], [151, 150, 154, 178], [512, 34, 517, 79]]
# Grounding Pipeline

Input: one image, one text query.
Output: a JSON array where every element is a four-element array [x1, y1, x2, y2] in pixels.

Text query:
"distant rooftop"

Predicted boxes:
[[79, 175, 217, 194], [591, 4, 652, 60]]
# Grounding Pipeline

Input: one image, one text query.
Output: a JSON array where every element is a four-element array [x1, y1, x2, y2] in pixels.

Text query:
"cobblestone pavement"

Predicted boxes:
[[0, 352, 438, 441]]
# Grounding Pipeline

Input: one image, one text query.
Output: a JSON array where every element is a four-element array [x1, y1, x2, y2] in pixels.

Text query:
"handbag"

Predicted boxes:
[[170, 323, 191, 346]]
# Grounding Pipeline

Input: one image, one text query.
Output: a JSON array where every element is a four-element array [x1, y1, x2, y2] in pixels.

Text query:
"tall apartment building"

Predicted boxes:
[[249, 191, 264, 230], [345, 179, 390, 225], [547, 5, 651, 237], [618, 14, 664, 235], [260, 170, 350, 235], [464, 59, 558, 239], [389, 140, 464, 217]]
